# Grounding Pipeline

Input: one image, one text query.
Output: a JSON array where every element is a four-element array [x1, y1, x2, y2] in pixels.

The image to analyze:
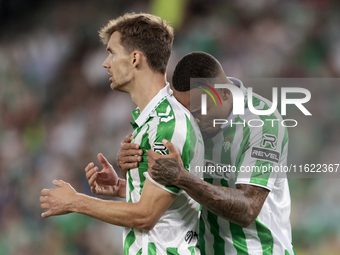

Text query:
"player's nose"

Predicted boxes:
[[102, 56, 110, 69]]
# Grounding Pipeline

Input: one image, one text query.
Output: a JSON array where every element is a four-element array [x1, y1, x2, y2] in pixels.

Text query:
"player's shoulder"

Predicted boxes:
[[148, 95, 189, 137], [243, 92, 284, 126], [156, 95, 189, 122]]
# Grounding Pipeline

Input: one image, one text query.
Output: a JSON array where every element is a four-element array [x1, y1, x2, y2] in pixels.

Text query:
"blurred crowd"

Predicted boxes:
[[1, 0, 340, 254]]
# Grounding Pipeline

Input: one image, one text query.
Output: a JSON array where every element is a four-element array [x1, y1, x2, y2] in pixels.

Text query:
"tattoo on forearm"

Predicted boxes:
[[151, 157, 269, 227], [179, 174, 269, 226]]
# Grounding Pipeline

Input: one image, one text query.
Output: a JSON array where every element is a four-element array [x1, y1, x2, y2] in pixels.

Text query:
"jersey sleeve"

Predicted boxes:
[[145, 113, 183, 195], [234, 116, 288, 191]]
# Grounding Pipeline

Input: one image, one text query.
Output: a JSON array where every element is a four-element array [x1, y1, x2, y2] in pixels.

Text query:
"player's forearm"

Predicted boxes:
[[71, 193, 153, 230], [175, 170, 257, 228]]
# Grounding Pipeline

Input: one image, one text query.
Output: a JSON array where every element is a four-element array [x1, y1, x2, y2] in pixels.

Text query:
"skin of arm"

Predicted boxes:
[[147, 140, 269, 228], [40, 177, 177, 231]]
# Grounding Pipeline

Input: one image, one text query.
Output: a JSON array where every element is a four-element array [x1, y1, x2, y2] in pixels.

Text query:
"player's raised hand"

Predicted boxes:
[[117, 134, 143, 178], [147, 139, 184, 186], [85, 153, 124, 197]]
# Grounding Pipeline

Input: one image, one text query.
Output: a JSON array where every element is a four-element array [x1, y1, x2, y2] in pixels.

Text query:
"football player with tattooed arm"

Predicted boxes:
[[118, 52, 295, 255]]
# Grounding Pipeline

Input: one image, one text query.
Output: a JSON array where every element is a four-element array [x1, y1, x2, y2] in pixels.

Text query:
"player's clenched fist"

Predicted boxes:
[[85, 153, 126, 198]]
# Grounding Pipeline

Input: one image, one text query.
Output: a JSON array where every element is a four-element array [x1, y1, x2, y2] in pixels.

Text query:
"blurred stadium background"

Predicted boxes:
[[1, 0, 340, 254]]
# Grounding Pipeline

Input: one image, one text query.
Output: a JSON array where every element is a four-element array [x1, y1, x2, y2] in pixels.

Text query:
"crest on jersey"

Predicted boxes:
[[223, 136, 232, 152], [153, 142, 168, 155]]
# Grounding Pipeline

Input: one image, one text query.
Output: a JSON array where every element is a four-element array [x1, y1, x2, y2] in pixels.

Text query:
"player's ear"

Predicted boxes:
[[132, 51, 142, 68], [221, 88, 231, 100]]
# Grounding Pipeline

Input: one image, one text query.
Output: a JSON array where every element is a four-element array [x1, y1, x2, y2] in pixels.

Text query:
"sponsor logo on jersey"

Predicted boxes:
[[261, 134, 277, 149], [153, 142, 168, 155], [251, 147, 280, 163]]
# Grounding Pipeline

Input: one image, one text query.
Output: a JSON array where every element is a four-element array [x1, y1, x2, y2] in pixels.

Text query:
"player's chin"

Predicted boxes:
[[201, 127, 219, 139], [110, 82, 128, 93], [110, 82, 117, 90]]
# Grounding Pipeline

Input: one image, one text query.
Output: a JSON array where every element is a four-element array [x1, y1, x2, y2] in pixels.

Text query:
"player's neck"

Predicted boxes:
[[130, 71, 167, 112]]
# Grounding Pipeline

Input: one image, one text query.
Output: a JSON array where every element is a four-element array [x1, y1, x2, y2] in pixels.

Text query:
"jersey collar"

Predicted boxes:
[[131, 82, 172, 128]]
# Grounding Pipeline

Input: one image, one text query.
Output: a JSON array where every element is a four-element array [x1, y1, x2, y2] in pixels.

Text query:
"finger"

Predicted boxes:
[[123, 134, 133, 143], [91, 186, 98, 194], [41, 203, 49, 210], [52, 180, 64, 187], [120, 162, 139, 170], [39, 196, 48, 203], [85, 162, 94, 172], [86, 166, 98, 180], [88, 171, 98, 186], [147, 155, 155, 167], [146, 149, 160, 159], [97, 153, 111, 168], [121, 155, 142, 164], [162, 139, 178, 154], [41, 210, 52, 218], [121, 142, 142, 152], [120, 149, 143, 159], [41, 189, 50, 196]]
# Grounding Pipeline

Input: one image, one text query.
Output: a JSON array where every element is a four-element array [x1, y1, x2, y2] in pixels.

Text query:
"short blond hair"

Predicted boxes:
[[99, 13, 174, 74]]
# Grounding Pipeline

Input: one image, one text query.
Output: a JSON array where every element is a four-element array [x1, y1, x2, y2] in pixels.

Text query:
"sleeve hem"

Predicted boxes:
[[144, 172, 181, 195], [234, 181, 272, 192]]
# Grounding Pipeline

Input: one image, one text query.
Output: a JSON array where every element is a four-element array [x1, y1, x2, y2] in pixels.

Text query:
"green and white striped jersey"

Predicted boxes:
[[123, 84, 204, 255], [199, 78, 295, 255]]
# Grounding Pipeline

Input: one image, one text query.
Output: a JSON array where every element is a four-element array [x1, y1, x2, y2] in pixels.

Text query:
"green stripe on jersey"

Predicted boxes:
[[234, 117, 250, 181], [281, 125, 288, 153], [220, 124, 236, 165], [148, 242, 156, 255], [182, 115, 197, 170], [229, 222, 248, 255], [199, 216, 206, 255], [138, 124, 151, 195], [255, 219, 274, 255], [205, 178, 225, 255], [166, 247, 180, 255], [127, 171, 134, 203], [165, 246, 197, 255], [204, 138, 214, 160], [250, 102, 279, 186], [124, 229, 136, 255], [188, 246, 196, 255]]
